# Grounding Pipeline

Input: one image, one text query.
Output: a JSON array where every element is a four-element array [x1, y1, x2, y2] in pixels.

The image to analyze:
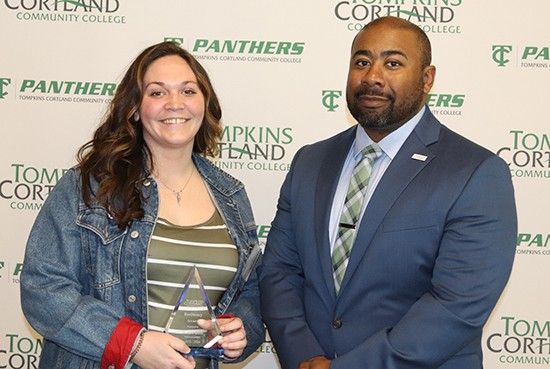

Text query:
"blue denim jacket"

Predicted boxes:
[[20, 154, 264, 369]]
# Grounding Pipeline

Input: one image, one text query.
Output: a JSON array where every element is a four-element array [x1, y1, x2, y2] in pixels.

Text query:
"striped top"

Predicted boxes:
[[146, 209, 238, 367]]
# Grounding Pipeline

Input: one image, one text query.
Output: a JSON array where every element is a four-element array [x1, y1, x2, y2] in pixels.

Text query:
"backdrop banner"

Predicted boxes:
[[0, 1, 548, 368]]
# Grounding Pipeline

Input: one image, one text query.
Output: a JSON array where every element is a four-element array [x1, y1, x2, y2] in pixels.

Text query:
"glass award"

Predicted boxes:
[[164, 265, 224, 360]]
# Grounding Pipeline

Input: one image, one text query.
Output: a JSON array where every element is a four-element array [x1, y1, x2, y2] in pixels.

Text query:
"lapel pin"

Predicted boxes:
[[411, 153, 428, 161]]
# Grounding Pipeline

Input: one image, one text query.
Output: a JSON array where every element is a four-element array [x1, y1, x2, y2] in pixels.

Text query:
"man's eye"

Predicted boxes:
[[387, 61, 401, 68], [356, 60, 370, 67]]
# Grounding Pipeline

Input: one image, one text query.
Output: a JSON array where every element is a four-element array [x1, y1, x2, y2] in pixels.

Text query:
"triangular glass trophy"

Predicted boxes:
[[164, 265, 225, 360]]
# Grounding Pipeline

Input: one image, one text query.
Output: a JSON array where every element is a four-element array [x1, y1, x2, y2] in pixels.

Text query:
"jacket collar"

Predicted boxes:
[[192, 153, 244, 197]]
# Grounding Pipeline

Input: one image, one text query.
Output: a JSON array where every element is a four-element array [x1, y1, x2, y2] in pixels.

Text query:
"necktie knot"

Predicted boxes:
[[359, 143, 382, 163]]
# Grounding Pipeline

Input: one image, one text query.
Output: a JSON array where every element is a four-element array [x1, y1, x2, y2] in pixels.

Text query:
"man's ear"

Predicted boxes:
[[422, 65, 436, 94]]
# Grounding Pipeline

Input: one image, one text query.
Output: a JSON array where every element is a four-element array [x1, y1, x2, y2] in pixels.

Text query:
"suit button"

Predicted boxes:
[[332, 319, 342, 329]]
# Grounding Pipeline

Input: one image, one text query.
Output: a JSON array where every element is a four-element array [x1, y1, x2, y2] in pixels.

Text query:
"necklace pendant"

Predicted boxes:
[[157, 168, 195, 207]]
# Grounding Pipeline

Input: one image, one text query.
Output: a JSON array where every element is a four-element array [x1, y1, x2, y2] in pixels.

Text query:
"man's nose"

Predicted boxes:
[[362, 62, 384, 86]]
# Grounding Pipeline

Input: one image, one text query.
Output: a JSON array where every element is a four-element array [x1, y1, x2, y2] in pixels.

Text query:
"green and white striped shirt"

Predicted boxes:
[[146, 209, 238, 367]]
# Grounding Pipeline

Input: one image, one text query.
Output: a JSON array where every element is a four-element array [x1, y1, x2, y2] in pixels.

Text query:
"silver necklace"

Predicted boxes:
[[156, 168, 194, 206]]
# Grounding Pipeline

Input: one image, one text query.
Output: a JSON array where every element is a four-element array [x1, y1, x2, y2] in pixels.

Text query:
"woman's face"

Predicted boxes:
[[139, 55, 205, 155]]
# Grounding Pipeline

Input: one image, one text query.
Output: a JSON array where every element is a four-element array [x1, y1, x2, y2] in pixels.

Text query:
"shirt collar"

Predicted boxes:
[[353, 105, 426, 160]]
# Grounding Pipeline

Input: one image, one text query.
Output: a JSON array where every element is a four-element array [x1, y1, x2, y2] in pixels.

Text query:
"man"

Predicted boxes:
[[259, 16, 516, 369]]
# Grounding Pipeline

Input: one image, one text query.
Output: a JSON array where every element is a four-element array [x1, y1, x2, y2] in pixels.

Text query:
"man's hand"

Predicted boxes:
[[297, 355, 331, 369]]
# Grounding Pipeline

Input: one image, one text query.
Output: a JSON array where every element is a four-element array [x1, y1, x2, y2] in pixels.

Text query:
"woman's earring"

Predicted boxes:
[[133, 112, 140, 122]]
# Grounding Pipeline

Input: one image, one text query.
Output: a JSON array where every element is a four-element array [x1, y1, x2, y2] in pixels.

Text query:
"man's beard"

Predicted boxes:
[[347, 83, 424, 133]]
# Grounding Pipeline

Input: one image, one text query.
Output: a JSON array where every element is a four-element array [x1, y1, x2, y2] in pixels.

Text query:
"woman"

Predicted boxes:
[[20, 42, 263, 369]]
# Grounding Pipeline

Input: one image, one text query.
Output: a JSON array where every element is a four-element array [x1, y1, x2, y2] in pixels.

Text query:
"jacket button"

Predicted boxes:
[[130, 230, 139, 239], [128, 295, 136, 303], [332, 319, 342, 329]]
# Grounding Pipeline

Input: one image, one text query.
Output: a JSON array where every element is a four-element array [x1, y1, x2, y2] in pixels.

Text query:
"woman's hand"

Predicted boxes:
[[132, 331, 195, 369], [197, 315, 247, 360]]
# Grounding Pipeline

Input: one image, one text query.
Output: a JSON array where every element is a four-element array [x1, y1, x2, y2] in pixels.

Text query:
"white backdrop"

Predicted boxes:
[[1, 1, 549, 368]]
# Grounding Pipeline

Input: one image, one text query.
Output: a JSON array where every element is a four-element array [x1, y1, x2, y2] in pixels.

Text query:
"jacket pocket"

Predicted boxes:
[[77, 207, 126, 291]]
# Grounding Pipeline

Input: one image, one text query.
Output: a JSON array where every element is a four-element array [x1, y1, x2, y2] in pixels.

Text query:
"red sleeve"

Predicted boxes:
[[100, 316, 143, 369], [217, 313, 235, 319]]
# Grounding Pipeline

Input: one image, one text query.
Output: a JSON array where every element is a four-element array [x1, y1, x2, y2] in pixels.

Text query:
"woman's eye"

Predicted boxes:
[[149, 90, 163, 97]]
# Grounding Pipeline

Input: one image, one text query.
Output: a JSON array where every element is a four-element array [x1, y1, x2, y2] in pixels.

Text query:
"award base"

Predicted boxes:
[[186, 347, 225, 360]]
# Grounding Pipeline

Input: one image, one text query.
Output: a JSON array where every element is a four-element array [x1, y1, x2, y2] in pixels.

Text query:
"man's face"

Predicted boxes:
[[346, 23, 434, 135]]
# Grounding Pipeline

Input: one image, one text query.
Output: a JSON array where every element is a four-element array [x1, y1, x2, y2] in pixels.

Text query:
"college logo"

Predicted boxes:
[[215, 125, 293, 172], [333, 0, 464, 34], [166, 36, 305, 64], [0, 78, 11, 99], [521, 46, 550, 68], [322, 90, 343, 112], [0, 163, 68, 211], [492, 45, 513, 67], [16, 79, 116, 104], [496, 130, 550, 180], [492, 45, 550, 69], [516, 233, 550, 256], [4, 0, 126, 24], [485, 316, 550, 366], [426, 93, 465, 117], [522, 47, 550, 61], [0, 333, 42, 369]]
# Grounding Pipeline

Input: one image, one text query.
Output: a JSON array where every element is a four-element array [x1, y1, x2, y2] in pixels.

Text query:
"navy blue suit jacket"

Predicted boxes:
[[260, 108, 517, 369]]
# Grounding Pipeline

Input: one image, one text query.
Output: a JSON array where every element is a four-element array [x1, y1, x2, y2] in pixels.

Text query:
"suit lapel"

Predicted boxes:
[[314, 127, 356, 300], [339, 110, 441, 294]]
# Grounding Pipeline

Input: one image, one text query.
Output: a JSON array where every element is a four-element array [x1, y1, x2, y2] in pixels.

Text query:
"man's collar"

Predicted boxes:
[[354, 105, 426, 159]]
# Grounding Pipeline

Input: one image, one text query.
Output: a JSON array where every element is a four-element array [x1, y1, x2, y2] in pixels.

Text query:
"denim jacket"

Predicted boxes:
[[20, 154, 264, 369]]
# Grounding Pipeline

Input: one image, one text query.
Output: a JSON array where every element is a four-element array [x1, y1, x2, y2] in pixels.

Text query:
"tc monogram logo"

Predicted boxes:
[[492, 45, 513, 67], [322, 90, 342, 112], [164, 37, 184, 46], [0, 78, 11, 99]]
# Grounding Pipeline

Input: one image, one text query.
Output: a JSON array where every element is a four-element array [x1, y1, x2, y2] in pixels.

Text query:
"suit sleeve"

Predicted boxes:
[[331, 155, 517, 369], [260, 147, 327, 369]]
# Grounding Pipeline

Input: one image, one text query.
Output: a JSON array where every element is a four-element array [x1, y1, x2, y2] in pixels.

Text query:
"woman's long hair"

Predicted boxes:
[[77, 42, 222, 228]]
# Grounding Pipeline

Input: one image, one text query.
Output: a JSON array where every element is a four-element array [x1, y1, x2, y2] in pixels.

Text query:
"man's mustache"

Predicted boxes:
[[354, 86, 394, 101]]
